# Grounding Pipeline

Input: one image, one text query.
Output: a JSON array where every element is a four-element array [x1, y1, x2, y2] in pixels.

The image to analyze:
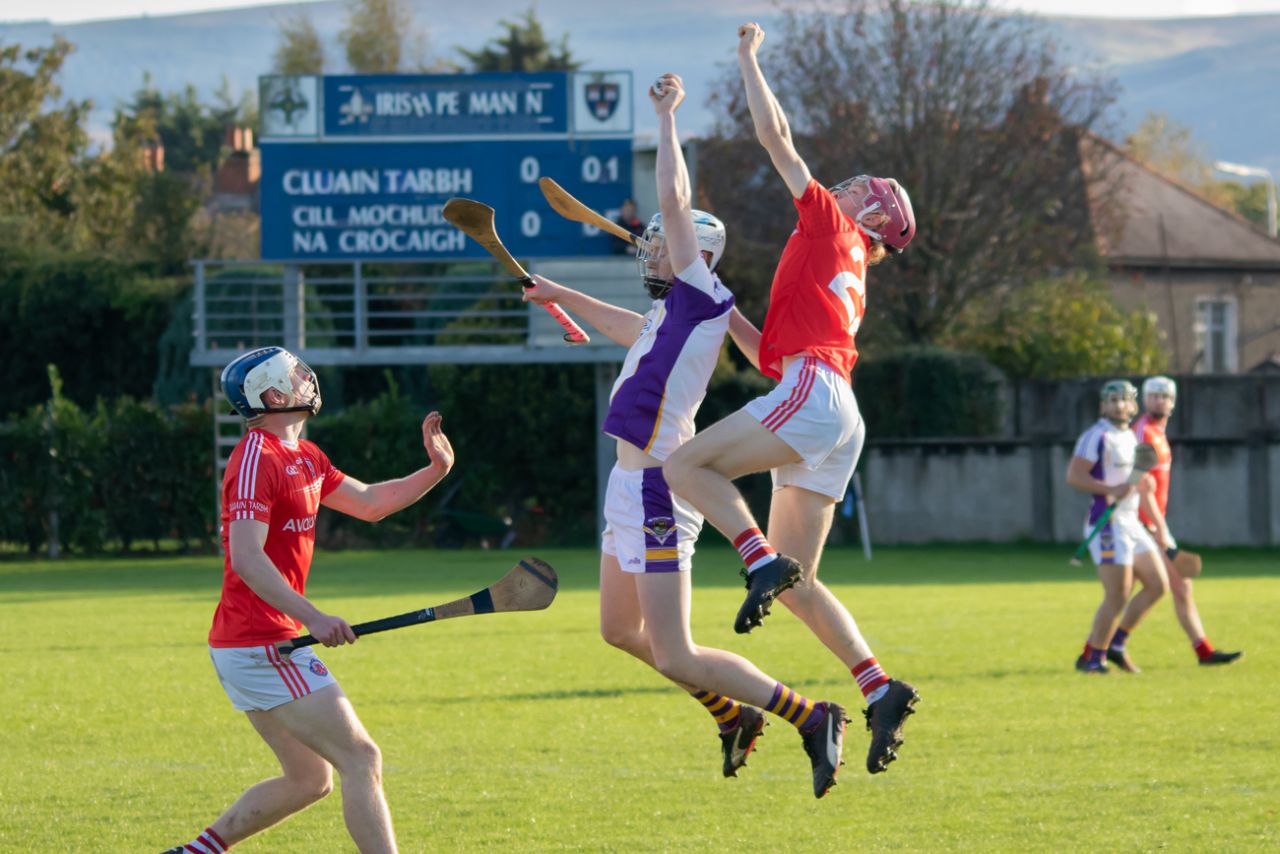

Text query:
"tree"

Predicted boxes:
[[339, 0, 426, 73], [1125, 112, 1214, 188], [273, 11, 326, 74], [945, 273, 1167, 380], [113, 77, 243, 176], [1126, 111, 1272, 232], [458, 6, 580, 72], [0, 37, 94, 250], [701, 0, 1117, 348]]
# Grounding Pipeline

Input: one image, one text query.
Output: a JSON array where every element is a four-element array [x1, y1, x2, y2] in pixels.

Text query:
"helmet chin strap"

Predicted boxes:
[[644, 275, 672, 299]]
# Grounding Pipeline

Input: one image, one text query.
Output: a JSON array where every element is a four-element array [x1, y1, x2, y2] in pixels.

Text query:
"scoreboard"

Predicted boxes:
[[259, 72, 634, 262]]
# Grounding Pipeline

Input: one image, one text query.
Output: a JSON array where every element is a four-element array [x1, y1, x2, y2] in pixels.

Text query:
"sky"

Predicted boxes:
[[9, 0, 1280, 24]]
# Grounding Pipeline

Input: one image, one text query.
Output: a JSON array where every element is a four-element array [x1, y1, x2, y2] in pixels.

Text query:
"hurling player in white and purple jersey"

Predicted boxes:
[[523, 72, 849, 798], [1065, 379, 1168, 674]]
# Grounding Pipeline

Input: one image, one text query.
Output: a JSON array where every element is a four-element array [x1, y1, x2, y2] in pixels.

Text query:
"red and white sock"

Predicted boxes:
[[733, 527, 776, 572], [1193, 638, 1216, 661], [183, 827, 229, 853], [853, 656, 891, 704]]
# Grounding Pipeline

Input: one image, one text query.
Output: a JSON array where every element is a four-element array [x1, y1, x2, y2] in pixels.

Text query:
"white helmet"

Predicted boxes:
[[635, 209, 727, 298], [1142, 375, 1177, 401], [221, 346, 321, 418]]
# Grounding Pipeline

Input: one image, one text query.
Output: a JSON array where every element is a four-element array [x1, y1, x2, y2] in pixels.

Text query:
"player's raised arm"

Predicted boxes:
[[737, 22, 812, 198], [522, 274, 645, 346], [651, 72, 700, 273]]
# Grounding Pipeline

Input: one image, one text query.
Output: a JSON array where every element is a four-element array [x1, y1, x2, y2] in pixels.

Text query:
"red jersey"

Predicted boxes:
[[1133, 414, 1172, 524], [758, 179, 869, 382], [209, 429, 345, 647]]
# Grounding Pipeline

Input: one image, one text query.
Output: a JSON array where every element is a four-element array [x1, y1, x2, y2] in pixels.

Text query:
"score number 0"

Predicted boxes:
[[519, 155, 622, 237]]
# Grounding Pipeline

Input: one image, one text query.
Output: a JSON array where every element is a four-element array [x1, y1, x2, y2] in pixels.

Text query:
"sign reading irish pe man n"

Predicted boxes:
[[259, 72, 633, 261]]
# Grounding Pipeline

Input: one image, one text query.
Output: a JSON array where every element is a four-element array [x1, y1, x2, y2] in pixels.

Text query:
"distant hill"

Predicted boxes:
[[3, 1, 1278, 174]]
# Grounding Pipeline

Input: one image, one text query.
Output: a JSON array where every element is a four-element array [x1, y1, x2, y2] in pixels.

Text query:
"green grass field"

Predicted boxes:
[[1, 545, 1275, 852]]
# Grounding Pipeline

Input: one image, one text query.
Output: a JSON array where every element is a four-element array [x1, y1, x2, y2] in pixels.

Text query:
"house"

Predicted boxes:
[[1084, 137, 1280, 373]]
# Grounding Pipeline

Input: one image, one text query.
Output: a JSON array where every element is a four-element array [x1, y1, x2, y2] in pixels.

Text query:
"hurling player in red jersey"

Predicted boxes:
[[664, 21, 919, 776], [162, 347, 453, 854], [1110, 376, 1242, 668]]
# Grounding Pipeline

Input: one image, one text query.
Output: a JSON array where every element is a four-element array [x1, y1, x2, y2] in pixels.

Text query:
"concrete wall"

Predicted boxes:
[[1007, 374, 1280, 441], [861, 438, 1280, 546]]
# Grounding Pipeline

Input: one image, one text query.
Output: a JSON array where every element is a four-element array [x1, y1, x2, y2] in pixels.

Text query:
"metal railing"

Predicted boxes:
[[193, 259, 595, 366]]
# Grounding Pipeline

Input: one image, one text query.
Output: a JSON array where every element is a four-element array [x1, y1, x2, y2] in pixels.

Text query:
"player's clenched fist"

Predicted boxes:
[[521, 273, 567, 305], [650, 72, 684, 112], [738, 22, 765, 55]]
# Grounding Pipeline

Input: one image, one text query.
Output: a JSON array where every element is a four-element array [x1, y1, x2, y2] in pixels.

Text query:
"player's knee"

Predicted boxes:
[[298, 770, 334, 804], [1170, 576, 1192, 600], [660, 457, 688, 491], [600, 620, 645, 655], [338, 738, 382, 782]]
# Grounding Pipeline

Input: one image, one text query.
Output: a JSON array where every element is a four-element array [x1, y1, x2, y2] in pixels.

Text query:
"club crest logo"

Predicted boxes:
[[643, 516, 677, 545], [584, 81, 620, 122], [309, 659, 328, 676], [268, 80, 309, 125], [337, 85, 373, 126], [302, 458, 317, 479]]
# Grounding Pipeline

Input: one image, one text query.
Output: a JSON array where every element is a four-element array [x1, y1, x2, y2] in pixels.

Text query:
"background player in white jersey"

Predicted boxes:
[[1114, 376, 1242, 667], [524, 72, 849, 799], [163, 346, 454, 854], [662, 21, 918, 775], [1066, 379, 1168, 674]]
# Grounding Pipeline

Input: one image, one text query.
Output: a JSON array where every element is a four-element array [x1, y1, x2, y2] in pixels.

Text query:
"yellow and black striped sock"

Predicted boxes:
[[691, 689, 742, 734], [766, 682, 825, 733]]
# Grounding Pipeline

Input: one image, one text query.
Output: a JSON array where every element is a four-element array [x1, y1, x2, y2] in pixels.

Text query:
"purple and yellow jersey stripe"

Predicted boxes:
[[603, 260, 733, 461]]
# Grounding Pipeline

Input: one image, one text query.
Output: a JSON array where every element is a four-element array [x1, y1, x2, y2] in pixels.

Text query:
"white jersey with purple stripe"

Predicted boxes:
[[1072, 418, 1140, 523], [603, 260, 734, 460]]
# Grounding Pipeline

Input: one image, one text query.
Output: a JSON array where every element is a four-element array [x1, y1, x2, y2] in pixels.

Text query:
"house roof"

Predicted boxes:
[[1082, 136, 1280, 269]]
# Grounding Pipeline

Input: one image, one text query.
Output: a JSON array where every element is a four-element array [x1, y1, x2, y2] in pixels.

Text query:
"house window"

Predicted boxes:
[[1193, 297, 1238, 373]]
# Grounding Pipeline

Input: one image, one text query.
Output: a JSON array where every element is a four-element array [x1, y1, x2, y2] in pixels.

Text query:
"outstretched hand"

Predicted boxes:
[[738, 21, 765, 57], [650, 72, 685, 114], [422, 411, 455, 472]]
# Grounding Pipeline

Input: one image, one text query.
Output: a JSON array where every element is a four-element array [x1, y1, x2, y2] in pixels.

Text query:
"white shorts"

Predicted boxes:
[[601, 465, 703, 573], [744, 356, 865, 500], [209, 643, 338, 712], [1087, 513, 1158, 567]]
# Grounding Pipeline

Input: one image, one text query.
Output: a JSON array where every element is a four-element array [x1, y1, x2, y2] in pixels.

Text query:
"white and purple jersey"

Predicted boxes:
[[602, 260, 734, 460], [1072, 418, 1140, 524]]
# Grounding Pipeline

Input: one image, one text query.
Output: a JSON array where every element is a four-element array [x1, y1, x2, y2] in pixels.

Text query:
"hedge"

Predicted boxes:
[[854, 346, 1005, 438]]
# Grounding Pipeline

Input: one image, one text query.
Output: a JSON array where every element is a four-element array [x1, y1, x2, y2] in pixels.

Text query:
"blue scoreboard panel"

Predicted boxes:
[[259, 72, 634, 262]]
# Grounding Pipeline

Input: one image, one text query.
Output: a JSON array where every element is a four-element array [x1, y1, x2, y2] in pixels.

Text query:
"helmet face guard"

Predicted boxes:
[[221, 347, 322, 419], [1099, 378, 1138, 423], [635, 210, 727, 299], [831, 175, 916, 253], [635, 225, 670, 299]]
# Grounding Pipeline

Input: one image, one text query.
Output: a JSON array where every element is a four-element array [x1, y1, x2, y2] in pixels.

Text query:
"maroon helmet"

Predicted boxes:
[[830, 175, 916, 253]]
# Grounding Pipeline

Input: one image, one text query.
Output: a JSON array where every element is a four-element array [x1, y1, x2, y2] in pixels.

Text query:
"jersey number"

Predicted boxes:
[[826, 245, 867, 335]]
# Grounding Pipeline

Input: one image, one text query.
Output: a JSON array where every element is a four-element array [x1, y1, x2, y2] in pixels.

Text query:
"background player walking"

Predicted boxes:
[[1066, 379, 1169, 674], [163, 346, 454, 854], [662, 21, 919, 775], [1116, 376, 1242, 666]]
